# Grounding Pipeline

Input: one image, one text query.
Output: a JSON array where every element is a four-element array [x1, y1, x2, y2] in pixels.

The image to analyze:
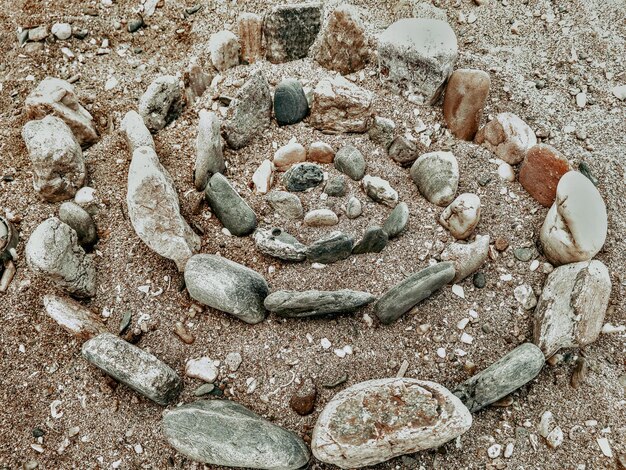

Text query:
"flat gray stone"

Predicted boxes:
[[264, 289, 375, 318], [306, 231, 353, 265], [254, 227, 307, 262], [324, 175, 347, 197], [334, 145, 366, 181], [205, 173, 257, 236], [383, 202, 409, 239], [346, 197, 362, 219], [274, 78, 309, 126], [194, 110, 225, 191], [266, 191, 304, 219], [59, 201, 97, 248], [352, 226, 388, 254], [138, 75, 183, 133], [282, 163, 324, 192], [263, 3, 322, 63]]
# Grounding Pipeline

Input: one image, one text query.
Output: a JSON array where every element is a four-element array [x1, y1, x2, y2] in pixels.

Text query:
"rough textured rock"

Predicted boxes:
[[194, 110, 225, 191], [59, 201, 97, 248], [324, 175, 347, 197], [314, 5, 369, 75], [127, 146, 200, 271], [362, 175, 398, 207], [274, 79, 309, 126], [82, 333, 182, 405], [533, 260, 611, 357], [185, 357, 218, 383], [519, 144, 572, 207], [441, 235, 490, 283], [378, 19, 458, 104], [352, 226, 388, 254], [22, 115, 85, 202], [43, 294, 106, 340], [307, 141, 335, 163], [209, 30, 240, 72], [273, 142, 306, 171], [539, 171, 607, 265], [263, 3, 322, 63], [290, 377, 317, 415], [223, 71, 272, 149], [312, 378, 472, 468], [475, 112, 536, 165], [205, 173, 257, 236], [453, 343, 545, 412], [306, 232, 353, 264], [439, 193, 481, 240], [443, 69, 490, 140], [163, 400, 310, 469], [266, 191, 304, 219], [410, 151, 459, 206], [309, 76, 373, 134], [383, 202, 409, 239], [238, 13, 264, 64], [264, 289, 375, 318], [25, 218, 96, 298], [252, 159, 273, 194], [24, 77, 99, 147], [388, 135, 418, 167], [254, 227, 307, 262], [282, 163, 324, 191], [368, 116, 396, 149], [375, 262, 455, 324], [121, 110, 155, 153], [185, 254, 269, 324], [334, 145, 366, 180], [138, 75, 183, 133], [303, 209, 339, 227], [184, 63, 212, 102]]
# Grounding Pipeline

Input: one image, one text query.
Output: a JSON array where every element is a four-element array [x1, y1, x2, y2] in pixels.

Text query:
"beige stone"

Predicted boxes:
[[307, 141, 335, 163], [439, 193, 481, 240], [475, 112, 536, 164], [43, 294, 107, 341], [273, 142, 306, 171], [238, 13, 263, 64]]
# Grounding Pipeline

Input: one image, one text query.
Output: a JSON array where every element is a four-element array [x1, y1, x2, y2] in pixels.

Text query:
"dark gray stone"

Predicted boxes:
[[274, 78, 309, 126], [473, 272, 486, 288], [163, 400, 310, 469], [334, 145, 366, 181], [205, 173, 257, 236], [59, 201, 97, 248], [452, 343, 545, 412], [382, 202, 409, 239], [264, 289, 375, 318], [263, 3, 322, 64], [324, 175, 347, 197], [282, 163, 324, 192], [306, 232, 353, 265], [352, 226, 388, 254], [388, 135, 418, 167], [374, 262, 455, 324], [82, 333, 182, 405], [254, 227, 307, 262]]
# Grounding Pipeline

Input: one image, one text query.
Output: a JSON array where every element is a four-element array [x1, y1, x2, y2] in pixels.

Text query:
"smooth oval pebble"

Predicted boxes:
[[274, 78, 309, 126], [59, 201, 98, 248], [334, 145, 366, 181], [304, 209, 339, 227], [205, 173, 257, 236], [443, 69, 490, 141]]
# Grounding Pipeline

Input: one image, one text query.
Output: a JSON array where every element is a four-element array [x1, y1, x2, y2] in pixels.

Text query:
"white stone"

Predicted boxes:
[[43, 294, 106, 340], [440, 235, 489, 283], [361, 175, 398, 207], [439, 193, 480, 240], [225, 352, 242, 371], [252, 160, 273, 194], [104, 76, 119, 91], [346, 197, 362, 219], [476, 112, 536, 165], [487, 444, 501, 458], [498, 162, 515, 181], [209, 30, 240, 72], [51, 23, 72, 40], [121, 110, 155, 153], [273, 142, 306, 171], [185, 357, 218, 383], [612, 84, 626, 101], [304, 209, 339, 227], [514, 284, 537, 310]]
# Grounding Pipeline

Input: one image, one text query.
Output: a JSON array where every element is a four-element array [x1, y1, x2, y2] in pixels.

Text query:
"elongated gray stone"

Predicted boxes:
[[205, 173, 257, 236], [306, 232, 353, 265], [82, 333, 182, 405], [254, 227, 307, 262], [194, 110, 225, 191], [352, 226, 388, 254], [264, 289, 375, 318], [163, 400, 310, 469], [375, 262, 455, 324], [121, 110, 154, 153], [453, 343, 545, 412], [184, 254, 269, 324], [138, 75, 183, 133], [383, 202, 409, 239]]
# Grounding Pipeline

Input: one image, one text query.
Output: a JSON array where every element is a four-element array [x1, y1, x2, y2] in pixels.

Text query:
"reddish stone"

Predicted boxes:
[[519, 144, 572, 207], [443, 69, 490, 141], [307, 141, 335, 163], [238, 13, 263, 64], [290, 377, 317, 416]]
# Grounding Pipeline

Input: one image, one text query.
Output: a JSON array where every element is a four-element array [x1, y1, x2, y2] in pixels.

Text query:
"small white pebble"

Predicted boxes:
[[488, 444, 501, 458], [529, 259, 540, 271], [134, 443, 143, 454], [334, 348, 346, 358], [452, 284, 465, 298], [596, 437, 613, 457], [457, 318, 470, 329], [504, 442, 514, 458], [362, 314, 373, 327], [436, 347, 446, 359], [460, 332, 474, 344], [320, 338, 331, 349], [500, 273, 513, 282]]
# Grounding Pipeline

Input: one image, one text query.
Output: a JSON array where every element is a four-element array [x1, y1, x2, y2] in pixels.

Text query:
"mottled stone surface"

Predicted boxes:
[[264, 289, 375, 318], [362, 175, 398, 207], [138, 75, 183, 133], [383, 202, 409, 239], [254, 227, 307, 262], [266, 191, 304, 219], [443, 69, 490, 140], [475, 112, 536, 165], [163, 400, 310, 469], [441, 235, 490, 283], [274, 79, 309, 126], [306, 232, 353, 264], [453, 343, 545, 412], [312, 378, 472, 468], [439, 193, 481, 240], [43, 294, 106, 340], [352, 226, 388, 254], [282, 163, 324, 191], [290, 377, 317, 415], [238, 12, 264, 64], [368, 116, 396, 149], [388, 135, 418, 167], [273, 142, 306, 171], [410, 151, 459, 206], [194, 110, 225, 191], [205, 173, 257, 236], [334, 145, 366, 180], [184, 63, 212, 102], [82, 333, 182, 405], [519, 144, 572, 207], [346, 197, 362, 219], [121, 110, 155, 153], [263, 3, 321, 63], [324, 175, 346, 197], [209, 30, 240, 72], [59, 201, 97, 248]]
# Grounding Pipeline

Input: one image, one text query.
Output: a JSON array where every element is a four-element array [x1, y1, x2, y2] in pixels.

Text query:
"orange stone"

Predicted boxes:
[[238, 13, 263, 64], [443, 69, 490, 141], [307, 141, 335, 164], [519, 144, 571, 207]]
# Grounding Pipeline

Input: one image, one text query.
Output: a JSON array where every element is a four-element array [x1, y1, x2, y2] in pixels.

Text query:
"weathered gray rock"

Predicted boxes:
[[362, 175, 398, 207], [533, 260, 611, 357], [263, 3, 322, 63], [345, 197, 362, 219], [383, 202, 409, 239], [223, 71, 272, 149], [82, 333, 182, 405], [375, 262, 455, 324], [274, 79, 309, 126], [163, 400, 310, 469], [184, 254, 269, 324], [25, 218, 96, 298], [453, 343, 545, 412], [265, 289, 375, 318], [254, 228, 307, 262], [208, 30, 240, 72], [324, 175, 347, 197], [194, 110, 225, 191], [205, 173, 257, 236], [127, 146, 200, 271], [43, 294, 106, 340], [368, 116, 396, 149], [282, 163, 324, 192], [138, 75, 183, 133], [388, 135, 418, 167], [266, 191, 303, 219], [59, 201, 97, 248], [306, 232, 353, 264], [312, 378, 472, 468], [22, 115, 85, 202], [334, 145, 366, 181], [352, 226, 388, 254], [410, 151, 459, 206], [441, 235, 489, 283], [121, 110, 155, 153]]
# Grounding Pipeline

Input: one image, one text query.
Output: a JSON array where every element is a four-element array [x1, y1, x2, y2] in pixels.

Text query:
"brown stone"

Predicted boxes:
[[475, 112, 537, 164], [443, 69, 490, 141], [184, 64, 212, 101], [494, 237, 508, 252], [307, 141, 335, 163], [238, 13, 263, 64], [43, 294, 107, 341], [289, 377, 316, 415], [519, 144, 572, 207], [388, 135, 418, 167]]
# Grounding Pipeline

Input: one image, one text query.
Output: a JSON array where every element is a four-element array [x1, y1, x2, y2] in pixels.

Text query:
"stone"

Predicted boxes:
[[388, 135, 418, 167], [59, 201, 97, 248], [51, 23, 72, 40], [184, 63, 212, 101], [307, 141, 335, 163], [314, 5, 368, 75], [312, 378, 472, 468], [223, 71, 272, 149], [498, 161, 515, 181], [264, 289, 375, 318], [205, 173, 257, 236], [519, 144, 571, 207], [25, 77, 99, 147], [185, 357, 218, 383], [309, 76, 373, 134], [612, 84, 626, 101], [290, 377, 317, 415], [352, 226, 388, 254], [163, 400, 310, 469], [475, 112, 536, 165], [539, 171, 607, 265], [22, 115, 85, 202], [334, 145, 366, 180], [208, 30, 240, 72], [361, 175, 398, 207], [138, 75, 183, 133], [303, 209, 339, 227], [443, 69, 490, 140], [306, 232, 353, 264], [410, 151, 459, 206], [184, 254, 269, 324], [375, 262, 455, 324], [473, 272, 486, 288], [274, 79, 309, 126], [441, 235, 490, 283], [439, 193, 481, 240], [266, 191, 304, 219], [121, 110, 155, 153], [368, 116, 396, 149], [345, 197, 362, 219], [378, 19, 458, 104], [324, 175, 346, 197], [25, 218, 96, 298], [225, 352, 243, 372], [282, 163, 324, 191], [514, 284, 537, 310], [538, 411, 563, 449], [28, 25, 49, 42], [263, 3, 322, 63], [127, 147, 200, 270], [453, 343, 544, 413], [43, 294, 106, 340], [514, 247, 535, 262], [383, 202, 409, 239], [82, 333, 182, 406], [533, 260, 611, 357], [194, 110, 225, 191], [273, 142, 306, 171], [252, 159, 273, 194], [238, 13, 263, 64], [254, 227, 307, 262]]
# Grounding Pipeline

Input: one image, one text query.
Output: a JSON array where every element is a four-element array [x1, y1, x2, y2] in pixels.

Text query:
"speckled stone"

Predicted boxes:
[[282, 163, 324, 192], [410, 151, 459, 206], [264, 289, 375, 318], [254, 227, 307, 262], [352, 226, 388, 254], [519, 144, 572, 207], [388, 135, 418, 167], [334, 145, 366, 181], [324, 175, 347, 197], [263, 3, 322, 63], [266, 191, 304, 219]]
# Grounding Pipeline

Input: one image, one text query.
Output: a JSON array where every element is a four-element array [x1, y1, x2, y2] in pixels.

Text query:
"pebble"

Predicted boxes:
[[382, 202, 409, 238], [238, 13, 263, 64], [28, 25, 49, 42], [282, 162, 324, 191], [274, 78, 309, 126], [273, 142, 306, 171], [441, 234, 490, 283], [324, 175, 347, 197], [290, 377, 317, 415], [443, 69, 490, 140], [185, 357, 218, 383], [346, 196, 363, 219], [266, 191, 303, 219], [475, 112, 537, 165], [263, 3, 321, 63], [519, 144, 571, 207], [128, 17, 144, 33], [252, 159, 273, 194], [253, 227, 307, 262], [138, 75, 183, 133], [264, 289, 375, 318], [497, 162, 515, 181], [208, 30, 240, 72], [51, 23, 72, 40], [334, 145, 366, 180], [225, 352, 242, 372], [473, 272, 486, 288], [538, 411, 563, 448], [368, 116, 396, 149], [194, 110, 225, 191], [513, 247, 535, 262], [43, 294, 107, 340], [193, 383, 215, 397], [361, 175, 398, 207], [121, 110, 155, 153], [439, 193, 481, 240], [388, 135, 418, 167], [205, 173, 257, 236], [514, 284, 537, 310], [487, 444, 501, 459], [306, 231, 354, 264], [307, 141, 335, 163], [352, 226, 389, 254], [59, 201, 98, 248], [304, 209, 339, 227], [410, 151, 459, 206], [612, 84, 626, 101]]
